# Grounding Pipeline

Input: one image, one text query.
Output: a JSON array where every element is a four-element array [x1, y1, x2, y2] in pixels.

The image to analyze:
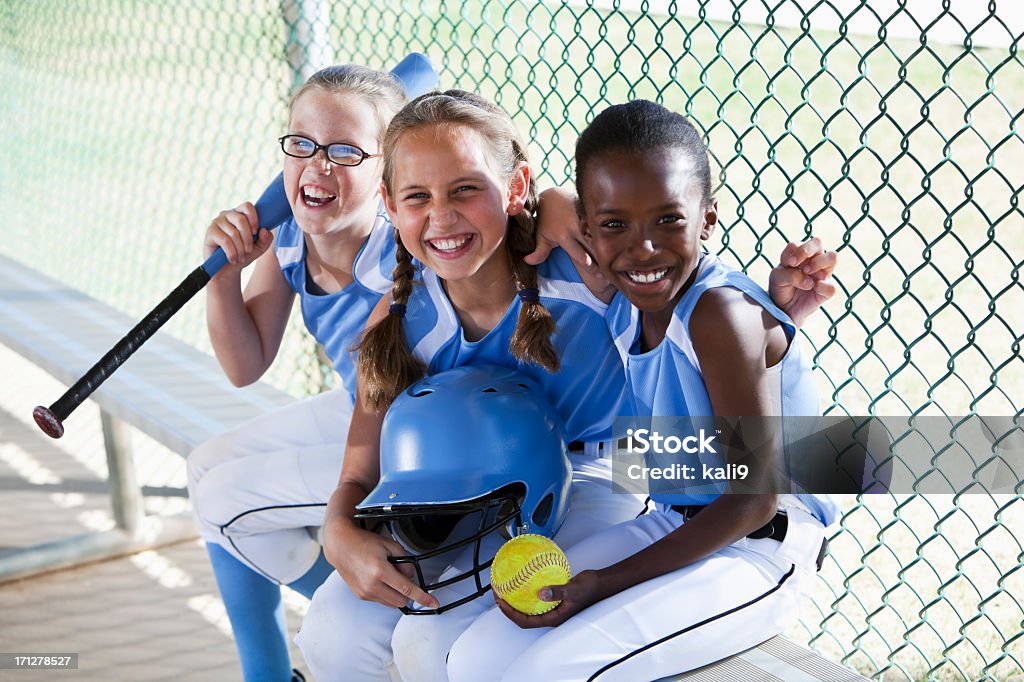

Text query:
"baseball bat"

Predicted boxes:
[[33, 53, 439, 438]]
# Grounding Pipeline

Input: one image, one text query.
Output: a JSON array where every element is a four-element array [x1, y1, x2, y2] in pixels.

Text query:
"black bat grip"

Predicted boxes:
[[33, 266, 213, 438]]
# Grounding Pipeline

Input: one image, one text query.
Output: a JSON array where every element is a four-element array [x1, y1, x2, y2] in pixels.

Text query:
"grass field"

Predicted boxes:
[[1, 2, 1021, 680]]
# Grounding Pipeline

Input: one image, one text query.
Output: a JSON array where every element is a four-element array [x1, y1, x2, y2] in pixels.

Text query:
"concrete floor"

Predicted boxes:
[[0, 344, 308, 681]]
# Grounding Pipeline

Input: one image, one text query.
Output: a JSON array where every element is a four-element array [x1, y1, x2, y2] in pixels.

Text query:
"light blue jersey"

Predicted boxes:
[[605, 254, 840, 525], [274, 207, 395, 396], [401, 248, 627, 444]]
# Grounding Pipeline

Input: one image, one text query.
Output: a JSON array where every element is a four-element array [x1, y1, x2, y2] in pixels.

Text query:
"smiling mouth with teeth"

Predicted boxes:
[[625, 268, 669, 284], [428, 235, 473, 253], [302, 186, 337, 207]]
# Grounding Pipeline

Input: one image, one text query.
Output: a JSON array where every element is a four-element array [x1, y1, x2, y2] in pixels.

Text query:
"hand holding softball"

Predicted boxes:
[[491, 535, 614, 630], [491, 534, 581, 622], [494, 562, 605, 630]]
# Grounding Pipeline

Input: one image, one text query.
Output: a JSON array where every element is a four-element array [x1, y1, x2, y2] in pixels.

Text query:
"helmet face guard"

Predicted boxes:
[[356, 489, 524, 615], [356, 365, 572, 615]]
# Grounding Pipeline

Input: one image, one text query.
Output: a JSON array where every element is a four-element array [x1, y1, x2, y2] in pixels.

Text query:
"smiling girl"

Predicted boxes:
[[296, 90, 644, 682], [445, 99, 839, 682]]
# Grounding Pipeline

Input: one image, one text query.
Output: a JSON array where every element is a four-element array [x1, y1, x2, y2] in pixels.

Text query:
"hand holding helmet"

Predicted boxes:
[[354, 365, 573, 615], [326, 517, 439, 611]]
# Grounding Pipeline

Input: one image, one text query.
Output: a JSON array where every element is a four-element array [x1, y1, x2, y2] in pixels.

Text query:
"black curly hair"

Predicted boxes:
[[574, 99, 712, 211]]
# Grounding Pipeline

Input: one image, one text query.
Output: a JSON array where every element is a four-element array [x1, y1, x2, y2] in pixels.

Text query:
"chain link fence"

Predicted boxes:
[[1, 1, 1021, 680]]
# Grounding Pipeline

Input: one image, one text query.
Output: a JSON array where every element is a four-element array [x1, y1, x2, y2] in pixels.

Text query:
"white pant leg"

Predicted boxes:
[[187, 389, 353, 583], [296, 450, 647, 681], [449, 508, 824, 682], [558, 454, 648, 550], [297, 569, 401, 682], [391, 531, 505, 682]]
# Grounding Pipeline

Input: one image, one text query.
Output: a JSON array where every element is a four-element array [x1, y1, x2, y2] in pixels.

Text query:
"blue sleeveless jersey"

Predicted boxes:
[[401, 249, 627, 444], [605, 255, 839, 525], [273, 207, 395, 396]]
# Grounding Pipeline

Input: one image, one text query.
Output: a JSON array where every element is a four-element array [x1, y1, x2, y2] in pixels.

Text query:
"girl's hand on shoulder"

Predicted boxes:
[[203, 201, 274, 275], [528, 187, 596, 272], [769, 237, 838, 327], [495, 569, 604, 629], [529, 187, 616, 301], [330, 524, 439, 611]]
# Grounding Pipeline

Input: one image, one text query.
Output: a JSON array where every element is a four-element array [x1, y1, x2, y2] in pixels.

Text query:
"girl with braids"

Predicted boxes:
[[296, 89, 646, 682], [446, 100, 839, 682]]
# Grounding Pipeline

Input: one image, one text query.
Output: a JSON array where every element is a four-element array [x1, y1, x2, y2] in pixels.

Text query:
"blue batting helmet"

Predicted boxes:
[[355, 364, 572, 614]]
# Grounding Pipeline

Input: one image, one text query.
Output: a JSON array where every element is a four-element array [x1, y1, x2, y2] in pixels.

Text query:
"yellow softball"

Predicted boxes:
[[491, 534, 571, 615]]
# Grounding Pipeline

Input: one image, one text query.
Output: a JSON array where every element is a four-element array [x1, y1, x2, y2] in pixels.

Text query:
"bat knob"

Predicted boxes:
[[33, 406, 65, 439]]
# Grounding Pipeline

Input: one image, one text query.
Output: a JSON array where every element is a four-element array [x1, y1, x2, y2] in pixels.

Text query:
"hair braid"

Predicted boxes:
[[506, 141, 559, 373], [355, 230, 424, 410]]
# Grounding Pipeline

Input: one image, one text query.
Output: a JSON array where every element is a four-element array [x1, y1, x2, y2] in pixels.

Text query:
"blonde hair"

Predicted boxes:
[[358, 90, 559, 410], [289, 64, 408, 142]]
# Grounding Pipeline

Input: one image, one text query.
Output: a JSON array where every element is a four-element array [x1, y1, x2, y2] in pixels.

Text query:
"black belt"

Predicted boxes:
[[671, 504, 788, 541], [671, 504, 829, 571]]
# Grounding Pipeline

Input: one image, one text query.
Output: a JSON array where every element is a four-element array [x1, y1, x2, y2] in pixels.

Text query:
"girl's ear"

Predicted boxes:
[[506, 161, 531, 215], [701, 198, 719, 240], [381, 181, 399, 223]]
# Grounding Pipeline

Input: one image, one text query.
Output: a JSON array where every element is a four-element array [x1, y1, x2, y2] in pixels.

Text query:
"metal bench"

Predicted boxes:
[[666, 634, 868, 681], [0, 253, 293, 583]]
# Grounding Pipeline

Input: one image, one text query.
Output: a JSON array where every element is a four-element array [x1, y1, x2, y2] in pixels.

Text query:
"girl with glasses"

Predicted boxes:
[[187, 63, 406, 682]]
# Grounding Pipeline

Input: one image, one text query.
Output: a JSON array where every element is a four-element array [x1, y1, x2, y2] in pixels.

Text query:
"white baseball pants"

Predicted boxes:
[[447, 502, 825, 682], [296, 455, 648, 682], [187, 389, 353, 584]]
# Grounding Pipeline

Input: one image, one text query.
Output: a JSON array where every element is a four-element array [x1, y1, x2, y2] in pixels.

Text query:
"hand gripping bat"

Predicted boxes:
[[33, 53, 439, 438]]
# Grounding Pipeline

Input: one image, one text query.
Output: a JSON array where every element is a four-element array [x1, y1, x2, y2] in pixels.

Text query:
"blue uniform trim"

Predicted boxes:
[[273, 205, 395, 395]]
